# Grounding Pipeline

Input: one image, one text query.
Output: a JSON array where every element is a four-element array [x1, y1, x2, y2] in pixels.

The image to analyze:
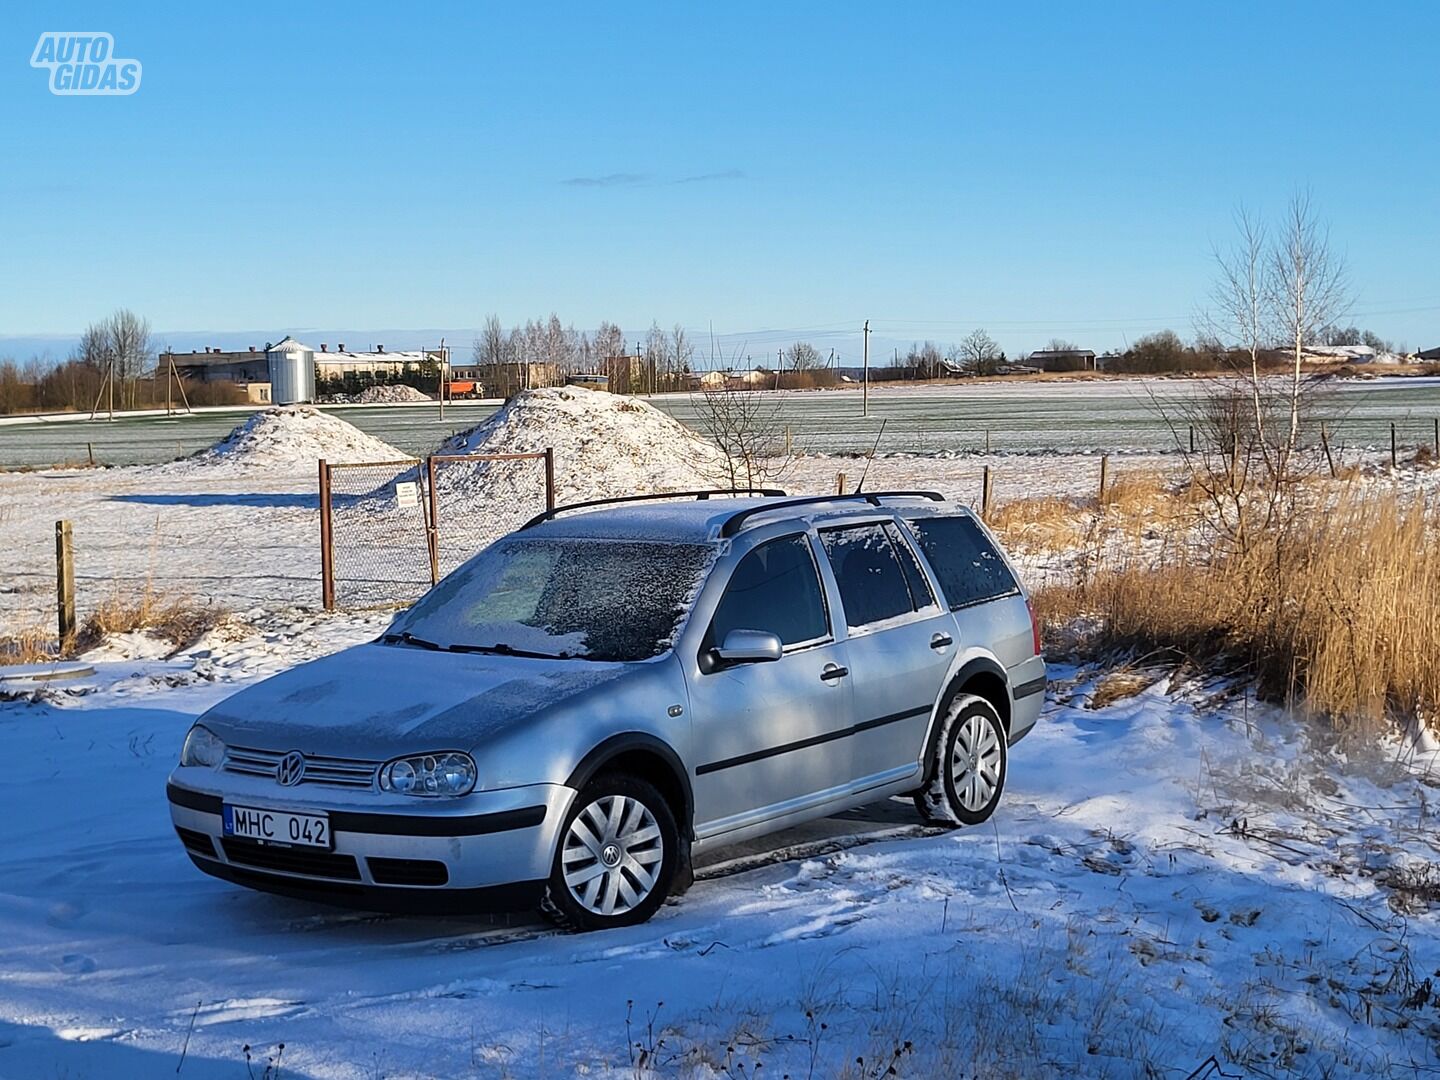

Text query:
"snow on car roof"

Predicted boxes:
[[524, 494, 955, 543]]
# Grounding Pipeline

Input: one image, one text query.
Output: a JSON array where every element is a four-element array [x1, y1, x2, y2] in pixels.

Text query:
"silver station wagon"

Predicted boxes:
[[168, 492, 1046, 931]]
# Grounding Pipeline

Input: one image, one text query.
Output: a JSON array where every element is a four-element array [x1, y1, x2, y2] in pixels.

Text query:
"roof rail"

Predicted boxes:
[[520, 488, 788, 531], [719, 490, 946, 538]]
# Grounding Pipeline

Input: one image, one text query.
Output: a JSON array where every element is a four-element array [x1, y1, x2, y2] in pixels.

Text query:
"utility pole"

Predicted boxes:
[[438, 338, 448, 421], [862, 320, 870, 417]]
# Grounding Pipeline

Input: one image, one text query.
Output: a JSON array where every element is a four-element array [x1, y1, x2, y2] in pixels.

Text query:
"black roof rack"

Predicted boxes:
[[521, 488, 788, 530], [719, 491, 946, 538]]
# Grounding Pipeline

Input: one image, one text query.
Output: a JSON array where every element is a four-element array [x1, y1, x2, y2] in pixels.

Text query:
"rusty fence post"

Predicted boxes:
[[55, 520, 75, 650], [425, 456, 440, 586], [544, 448, 556, 513], [1099, 454, 1110, 506], [981, 465, 993, 521], [318, 459, 335, 611], [836, 472, 847, 495]]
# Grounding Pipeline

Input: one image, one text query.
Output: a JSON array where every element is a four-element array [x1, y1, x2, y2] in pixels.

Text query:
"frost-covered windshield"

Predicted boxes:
[[389, 537, 715, 662]]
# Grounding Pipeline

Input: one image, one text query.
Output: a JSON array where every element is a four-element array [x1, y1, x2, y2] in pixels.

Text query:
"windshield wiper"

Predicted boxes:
[[383, 631, 445, 651], [447, 642, 569, 660]]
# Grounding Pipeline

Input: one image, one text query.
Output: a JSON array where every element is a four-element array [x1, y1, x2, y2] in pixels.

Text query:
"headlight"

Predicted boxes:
[[379, 752, 476, 797], [180, 724, 226, 768]]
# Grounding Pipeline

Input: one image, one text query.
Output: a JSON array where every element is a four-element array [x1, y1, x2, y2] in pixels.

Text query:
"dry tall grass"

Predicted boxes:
[[75, 588, 217, 653], [1035, 490, 1440, 733]]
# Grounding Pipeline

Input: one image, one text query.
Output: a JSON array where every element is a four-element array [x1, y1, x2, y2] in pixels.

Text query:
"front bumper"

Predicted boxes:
[[167, 776, 574, 913]]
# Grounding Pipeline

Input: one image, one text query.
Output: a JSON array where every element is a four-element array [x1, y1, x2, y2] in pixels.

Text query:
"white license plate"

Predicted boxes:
[[223, 804, 330, 849]]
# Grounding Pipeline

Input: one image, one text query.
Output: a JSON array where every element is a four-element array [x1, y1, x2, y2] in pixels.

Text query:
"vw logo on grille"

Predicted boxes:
[[275, 751, 307, 787]]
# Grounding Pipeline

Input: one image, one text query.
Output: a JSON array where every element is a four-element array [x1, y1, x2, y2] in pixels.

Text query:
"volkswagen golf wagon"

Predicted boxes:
[[168, 491, 1045, 930]]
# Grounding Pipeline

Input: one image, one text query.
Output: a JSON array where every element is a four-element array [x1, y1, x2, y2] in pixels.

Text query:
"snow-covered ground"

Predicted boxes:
[[0, 395, 1172, 629], [3, 620, 1439, 1078], [6, 393, 1440, 1077]]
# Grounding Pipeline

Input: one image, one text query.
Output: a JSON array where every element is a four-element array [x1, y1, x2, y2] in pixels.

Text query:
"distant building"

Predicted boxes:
[[1418, 346, 1440, 362], [1028, 349, 1097, 372], [166, 340, 446, 388]]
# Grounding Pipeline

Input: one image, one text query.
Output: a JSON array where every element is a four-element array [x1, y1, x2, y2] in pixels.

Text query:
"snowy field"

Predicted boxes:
[[4, 389, 1440, 1077], [4, 628, 1440, 1078], [6, 377, 1440, 466]]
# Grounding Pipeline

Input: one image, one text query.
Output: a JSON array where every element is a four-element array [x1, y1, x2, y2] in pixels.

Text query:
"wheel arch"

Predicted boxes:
[[565, 732, 694, 838], [918, 655, 1011, 787]]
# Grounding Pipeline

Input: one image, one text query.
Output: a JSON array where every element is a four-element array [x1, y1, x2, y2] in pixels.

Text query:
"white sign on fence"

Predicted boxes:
[[394, 481, 419, 508]]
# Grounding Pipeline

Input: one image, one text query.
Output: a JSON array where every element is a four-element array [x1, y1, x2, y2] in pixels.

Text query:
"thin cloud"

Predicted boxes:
[[562, 172, 648, 187], [675, 169, 745, 184]]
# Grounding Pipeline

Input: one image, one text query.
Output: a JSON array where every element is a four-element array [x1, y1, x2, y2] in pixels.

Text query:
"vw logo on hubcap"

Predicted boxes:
[[600, 843, 622, 867], [276, 751, 306, 787]]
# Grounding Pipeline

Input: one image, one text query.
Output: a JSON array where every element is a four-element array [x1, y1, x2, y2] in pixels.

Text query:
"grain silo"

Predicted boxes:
[[266, 337, 316, 405]]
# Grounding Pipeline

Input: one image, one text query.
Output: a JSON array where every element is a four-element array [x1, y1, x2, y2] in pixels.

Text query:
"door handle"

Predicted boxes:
[[819, 664, 849, 682], [930, 633, 953, 650]]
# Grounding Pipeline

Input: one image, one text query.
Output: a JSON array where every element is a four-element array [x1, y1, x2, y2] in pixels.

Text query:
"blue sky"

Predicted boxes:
[[2, 1, 1437, 363]]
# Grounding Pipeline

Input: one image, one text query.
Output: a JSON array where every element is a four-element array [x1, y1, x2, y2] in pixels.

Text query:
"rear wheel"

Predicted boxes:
[[914, 694, 1008, 827], [541, 774, 679, 931]]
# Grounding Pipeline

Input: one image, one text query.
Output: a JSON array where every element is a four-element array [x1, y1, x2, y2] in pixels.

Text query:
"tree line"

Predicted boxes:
[[0, 309, 246, 415]]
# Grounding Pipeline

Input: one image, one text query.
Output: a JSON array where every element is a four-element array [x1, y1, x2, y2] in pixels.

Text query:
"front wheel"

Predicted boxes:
[[541, 774, 679, 931], [914, 694, 1008, 827]]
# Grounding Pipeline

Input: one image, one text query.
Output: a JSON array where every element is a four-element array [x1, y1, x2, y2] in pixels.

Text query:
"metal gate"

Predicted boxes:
[[319, 449, 554, 611]]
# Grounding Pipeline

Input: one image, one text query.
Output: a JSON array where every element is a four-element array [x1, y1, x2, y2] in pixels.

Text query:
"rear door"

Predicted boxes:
[[685, 533, 856, 836], [816, 520, 954, 783]]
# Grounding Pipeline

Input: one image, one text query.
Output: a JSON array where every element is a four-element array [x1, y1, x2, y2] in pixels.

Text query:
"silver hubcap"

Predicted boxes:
[[562, 794, 665, 916], [951, 713, 1003, 811]]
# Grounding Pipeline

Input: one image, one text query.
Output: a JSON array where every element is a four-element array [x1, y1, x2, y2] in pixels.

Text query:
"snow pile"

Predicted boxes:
[[327, 384, 433, 405], [183, 407, 405, 471], [435, 386, 729, 503]]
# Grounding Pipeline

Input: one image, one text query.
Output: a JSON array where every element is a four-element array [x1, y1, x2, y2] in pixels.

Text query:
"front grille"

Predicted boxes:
[[368, 857, 449, 887], [223, 745, 379, 789], [176, 827, 217, 858], [220, 837, 362, 881]]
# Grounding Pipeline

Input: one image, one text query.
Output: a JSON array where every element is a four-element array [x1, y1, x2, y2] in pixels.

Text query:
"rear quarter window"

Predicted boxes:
[[906, 515, 1019, 609]]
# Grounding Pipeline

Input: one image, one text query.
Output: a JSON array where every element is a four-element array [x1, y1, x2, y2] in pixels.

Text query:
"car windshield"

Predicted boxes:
[[388, 537, 715, 662]]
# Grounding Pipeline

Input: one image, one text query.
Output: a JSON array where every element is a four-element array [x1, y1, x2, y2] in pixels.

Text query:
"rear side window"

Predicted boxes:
[[906, 515, 1019, 609], [710, 535, 829, 647], [820, 523, 932, 629]]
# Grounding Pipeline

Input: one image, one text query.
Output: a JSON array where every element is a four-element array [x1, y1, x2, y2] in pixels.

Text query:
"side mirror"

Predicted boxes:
[[713, 629, 783, 665]]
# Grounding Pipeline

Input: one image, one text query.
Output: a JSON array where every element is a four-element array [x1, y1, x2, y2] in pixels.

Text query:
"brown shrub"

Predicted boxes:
[[0, 626, 58, 666], [73, 589, 219, 654], [1034, 491, 1440, 734]]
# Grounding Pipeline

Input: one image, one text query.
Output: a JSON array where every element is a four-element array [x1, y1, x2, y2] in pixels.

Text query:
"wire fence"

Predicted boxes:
[[319, 450, 554, 611]]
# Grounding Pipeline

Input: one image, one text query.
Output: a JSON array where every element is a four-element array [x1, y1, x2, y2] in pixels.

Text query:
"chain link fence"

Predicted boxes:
[[426, 452, 554, 582], [319, 450, 553, 611]]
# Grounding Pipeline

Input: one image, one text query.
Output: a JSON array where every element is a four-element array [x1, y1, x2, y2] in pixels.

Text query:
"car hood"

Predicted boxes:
[[197, 642, 631, 759]]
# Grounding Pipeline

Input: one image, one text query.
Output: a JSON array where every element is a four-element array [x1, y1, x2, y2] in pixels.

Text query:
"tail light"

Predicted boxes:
[[1026, 597, 1042, 656]]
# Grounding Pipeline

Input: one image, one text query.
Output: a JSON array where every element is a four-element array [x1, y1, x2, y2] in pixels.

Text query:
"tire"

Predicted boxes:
[[540, 774, 679, 932], [913, 694, 1008, 827]]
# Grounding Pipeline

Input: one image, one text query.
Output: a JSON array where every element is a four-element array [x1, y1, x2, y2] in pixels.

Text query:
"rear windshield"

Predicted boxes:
[[391, 537, 715, 662], [905, 515, 1019, 609]]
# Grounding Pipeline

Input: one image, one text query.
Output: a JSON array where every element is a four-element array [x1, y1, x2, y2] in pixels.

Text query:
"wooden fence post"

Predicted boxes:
[[1098, 455, 1110, 506], [544, 447, 556, 512], [1320, 422, 1337, 479], [1188, 426, 1195, 454], [785, 425, 793, 457], [425, 456, 440, 586], [318, 459, 336, 611], [981, 466, 993, 521], [836, 472, 847, 495], [1391, 422, 1398, 469], [55, 520, 75, 650]]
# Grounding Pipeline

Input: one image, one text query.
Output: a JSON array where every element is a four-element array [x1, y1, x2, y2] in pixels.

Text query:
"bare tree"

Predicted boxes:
[[692, 338, 791, 487], [958, 328, 1002, 376], [593, 321, 626, 362], [784, 341, 824, 371], [1273, 190, 1349, 453]]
